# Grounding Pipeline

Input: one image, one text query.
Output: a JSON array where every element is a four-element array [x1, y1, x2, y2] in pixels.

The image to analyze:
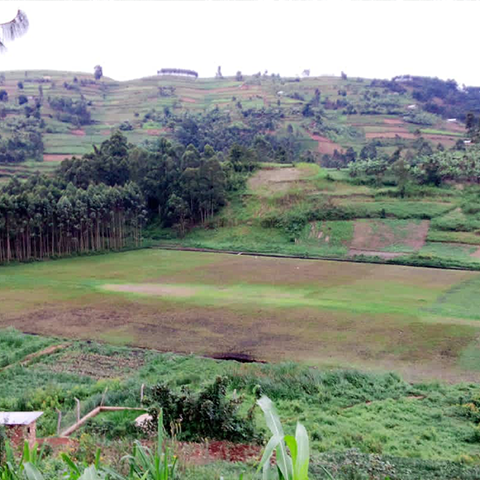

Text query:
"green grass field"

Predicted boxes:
[[1, 248, 480, 383]]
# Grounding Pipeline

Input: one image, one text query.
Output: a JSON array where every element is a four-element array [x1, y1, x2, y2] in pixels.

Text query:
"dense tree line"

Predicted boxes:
[[0, 177, 144, 262], [0, 131, 252, 262], [58, 132, 235, 228]]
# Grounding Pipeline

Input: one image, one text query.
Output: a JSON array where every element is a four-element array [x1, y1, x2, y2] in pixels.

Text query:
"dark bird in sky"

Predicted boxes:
[[0, 10, 29, 53]]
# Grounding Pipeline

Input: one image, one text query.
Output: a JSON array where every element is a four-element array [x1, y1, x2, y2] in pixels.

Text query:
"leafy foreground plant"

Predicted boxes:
[[0, 441, 44, 480], [1, 399, 316, 480], [257, 396, 312, 480], [117, 411, 177, 480]]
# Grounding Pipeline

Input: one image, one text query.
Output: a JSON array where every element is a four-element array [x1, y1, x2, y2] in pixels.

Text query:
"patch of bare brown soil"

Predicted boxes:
[[348, 219, 429, 258], [423, 134, 458, 148], [47, 348, 145, 379], [308, 132, 344, 155], [383, 118, 404, 125], [104, 283, 197, 297], [178, 441, 262, 465], [471, 247, 480, 258], [181, 97, 197, 103], [43, 154, 73, 162], [248, 167, 303, 192], [71, 129, 86, 136]]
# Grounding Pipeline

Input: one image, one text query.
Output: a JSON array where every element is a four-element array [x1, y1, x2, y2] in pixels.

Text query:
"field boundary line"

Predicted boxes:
[[153, 245, 479, 272], [0, 343, 71, 373], [60, 406, 147, 437]]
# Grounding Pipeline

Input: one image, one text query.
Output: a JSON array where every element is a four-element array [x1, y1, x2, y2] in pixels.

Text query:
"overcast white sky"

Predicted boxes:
[[0, 0, 479, 85]]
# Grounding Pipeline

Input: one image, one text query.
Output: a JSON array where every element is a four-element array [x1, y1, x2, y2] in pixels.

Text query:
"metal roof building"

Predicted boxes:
[[0, 412, 43, 425]]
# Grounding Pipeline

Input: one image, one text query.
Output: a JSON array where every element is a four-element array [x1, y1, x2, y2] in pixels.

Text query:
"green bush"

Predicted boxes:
[[146, 376, 257, 442]]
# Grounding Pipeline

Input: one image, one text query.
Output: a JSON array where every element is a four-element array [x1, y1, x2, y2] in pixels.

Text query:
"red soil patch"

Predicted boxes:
[[178, 441, 262, 465], [146, 129, 165, 136], [423, 134, 458, 148], [71, 129, 86, 136], [181, 97, 197, 103], [383, 118, 404, 125], [101, 130, 112, 136], [43, 154, 73, 162], [471, 247, 480, 258], [308, 133, 344, 155]]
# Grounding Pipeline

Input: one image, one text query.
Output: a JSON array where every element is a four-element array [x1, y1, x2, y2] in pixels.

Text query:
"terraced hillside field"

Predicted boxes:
[[166, 162, 480, 270], [0, 70, 466, 182], [2, 249, 480, 383]]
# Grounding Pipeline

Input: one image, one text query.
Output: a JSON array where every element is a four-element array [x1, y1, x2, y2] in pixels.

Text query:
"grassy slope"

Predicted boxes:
[[3, 331, 480, 477], [2, 248, 480, 382], [0, 70, 465, 182], [160, 162, 480, 270]]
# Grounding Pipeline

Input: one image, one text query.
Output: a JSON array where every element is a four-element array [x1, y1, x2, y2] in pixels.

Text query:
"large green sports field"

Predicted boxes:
[[1, 249, 480, 382]]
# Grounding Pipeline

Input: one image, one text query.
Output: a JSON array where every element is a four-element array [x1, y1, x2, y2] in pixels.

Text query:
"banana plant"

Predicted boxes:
[[120, 411, 177, 480], [61, 448, 105, 479], [257, 396, 310, 480], [22, 463, 106, 480], [0, 441, 44, 480]]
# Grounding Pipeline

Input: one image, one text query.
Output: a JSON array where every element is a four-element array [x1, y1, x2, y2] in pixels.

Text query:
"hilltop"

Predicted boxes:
[[0, 69, 473, 182]]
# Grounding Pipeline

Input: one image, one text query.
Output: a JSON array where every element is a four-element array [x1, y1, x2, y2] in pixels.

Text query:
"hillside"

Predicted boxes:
[[153, 160, 480, 270], [0, 69, 470, 182]]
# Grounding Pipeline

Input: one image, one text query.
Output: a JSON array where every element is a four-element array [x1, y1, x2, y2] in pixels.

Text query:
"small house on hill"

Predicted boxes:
[[0, 412, 43, 446]]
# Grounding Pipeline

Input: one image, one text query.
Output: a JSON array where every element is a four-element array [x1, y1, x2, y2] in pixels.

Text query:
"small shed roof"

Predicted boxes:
[[0, 412, 43, 426]]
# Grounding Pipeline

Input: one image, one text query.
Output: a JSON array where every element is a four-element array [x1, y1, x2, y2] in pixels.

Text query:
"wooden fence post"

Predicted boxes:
[[56, 409, 62, 436], [100, 387, 108, 407], [140, 384, 145, 403], [74, 397, 80, 423]]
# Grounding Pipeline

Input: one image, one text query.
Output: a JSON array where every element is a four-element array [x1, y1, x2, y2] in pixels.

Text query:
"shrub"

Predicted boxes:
[[145, 376, 257, 442]]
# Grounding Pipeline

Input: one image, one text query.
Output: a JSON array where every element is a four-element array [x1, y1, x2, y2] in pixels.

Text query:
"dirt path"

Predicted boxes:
[[19, 343, 70, 366], [0, 343, 70, 373]]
